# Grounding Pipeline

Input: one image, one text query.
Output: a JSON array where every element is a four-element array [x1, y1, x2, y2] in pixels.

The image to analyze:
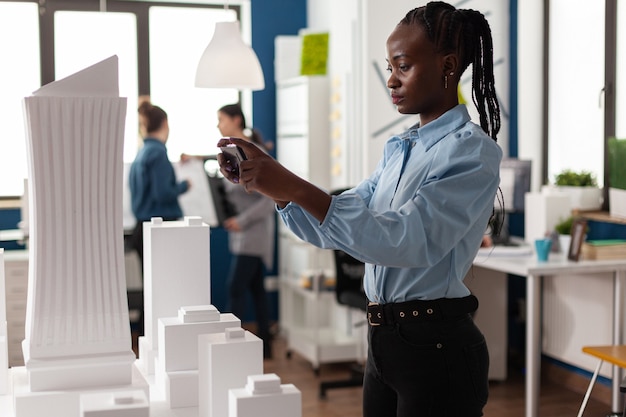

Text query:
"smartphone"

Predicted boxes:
[[219, 144, 248, 176]]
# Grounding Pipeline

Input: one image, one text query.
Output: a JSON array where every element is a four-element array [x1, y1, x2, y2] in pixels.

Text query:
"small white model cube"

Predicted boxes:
[[198, 327, 263, 417], [80, 390, 149, 417], [229, 374, 302, 417]]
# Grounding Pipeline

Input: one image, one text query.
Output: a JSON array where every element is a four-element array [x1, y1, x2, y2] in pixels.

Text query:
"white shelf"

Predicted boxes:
[[276, 76, 361, 371]]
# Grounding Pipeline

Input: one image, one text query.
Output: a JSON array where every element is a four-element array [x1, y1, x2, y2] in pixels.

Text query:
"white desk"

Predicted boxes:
[[473, 251, 626, 417]]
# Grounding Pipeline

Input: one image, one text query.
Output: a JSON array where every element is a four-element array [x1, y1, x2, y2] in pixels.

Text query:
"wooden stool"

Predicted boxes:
[[578, 345, 626, 417]]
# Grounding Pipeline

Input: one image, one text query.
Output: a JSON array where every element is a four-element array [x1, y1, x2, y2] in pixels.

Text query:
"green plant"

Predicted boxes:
[[608, 137, 626, 190], [554, 216, 574, 235], [554, 170, 598, 187], [554, 216, 590, 236]]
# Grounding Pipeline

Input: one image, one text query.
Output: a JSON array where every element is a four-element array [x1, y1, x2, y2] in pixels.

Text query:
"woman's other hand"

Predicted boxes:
[[223, 217, 242, 232]]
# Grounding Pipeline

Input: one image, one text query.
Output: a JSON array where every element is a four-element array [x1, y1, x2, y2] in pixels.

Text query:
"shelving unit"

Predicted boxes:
[[3, 250, 28, 367], [573, 210, 626, 225], [278, 229, 361, 372], [276, 76, 361, 371]]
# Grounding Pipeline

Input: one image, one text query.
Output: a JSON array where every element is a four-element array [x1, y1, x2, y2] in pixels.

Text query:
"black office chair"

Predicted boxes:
[[319, 248, 367, 399]]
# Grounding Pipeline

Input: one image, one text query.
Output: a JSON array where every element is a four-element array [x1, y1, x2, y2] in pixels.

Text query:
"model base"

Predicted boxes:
[[12, 362, 149, 417]]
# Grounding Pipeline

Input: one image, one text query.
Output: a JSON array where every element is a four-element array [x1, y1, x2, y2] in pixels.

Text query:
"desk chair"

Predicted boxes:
[[577, 345, 626, 417], [319, 248, 367, 399]]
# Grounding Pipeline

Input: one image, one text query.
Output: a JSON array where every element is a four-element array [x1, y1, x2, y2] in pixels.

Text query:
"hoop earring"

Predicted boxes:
[[444, 75, 448, 89]]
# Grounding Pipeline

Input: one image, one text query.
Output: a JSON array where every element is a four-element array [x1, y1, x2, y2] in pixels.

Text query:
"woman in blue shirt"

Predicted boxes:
[[218, 2, 501, 416], [129, 101, 190, 266]]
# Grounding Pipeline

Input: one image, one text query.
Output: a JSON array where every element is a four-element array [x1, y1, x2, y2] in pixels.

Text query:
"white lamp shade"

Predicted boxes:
[[195, 21, 265, 90]]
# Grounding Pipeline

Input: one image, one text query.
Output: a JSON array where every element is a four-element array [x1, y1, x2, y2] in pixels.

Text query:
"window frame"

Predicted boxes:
[[544, 0, 619, 210]]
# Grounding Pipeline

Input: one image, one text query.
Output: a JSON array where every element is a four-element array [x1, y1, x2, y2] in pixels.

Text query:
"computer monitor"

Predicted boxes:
[[496, 158, 532, 213], [492, 158, 532, 245]]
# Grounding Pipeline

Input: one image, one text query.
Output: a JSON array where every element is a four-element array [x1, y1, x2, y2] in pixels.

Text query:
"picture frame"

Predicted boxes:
[[568, 218, 588, 261]]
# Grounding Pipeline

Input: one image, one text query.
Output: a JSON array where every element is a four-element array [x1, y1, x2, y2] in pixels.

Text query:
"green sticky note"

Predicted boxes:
[[300, 32, 329, 76]]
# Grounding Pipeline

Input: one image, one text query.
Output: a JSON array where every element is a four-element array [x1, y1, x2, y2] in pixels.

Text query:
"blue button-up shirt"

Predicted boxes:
[[278, 105, 502, 303]]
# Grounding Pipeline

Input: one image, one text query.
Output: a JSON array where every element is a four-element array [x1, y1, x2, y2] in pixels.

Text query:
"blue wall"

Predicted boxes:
[[251, 0, 307, 152]]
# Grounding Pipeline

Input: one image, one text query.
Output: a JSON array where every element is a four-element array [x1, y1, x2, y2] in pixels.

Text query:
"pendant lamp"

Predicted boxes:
[[195, 20, 265, 90]]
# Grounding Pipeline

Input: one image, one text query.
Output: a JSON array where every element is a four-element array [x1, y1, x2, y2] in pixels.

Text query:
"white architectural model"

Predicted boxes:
[[15, 56, 148, 416], [0, 249, 8, 395], [0, 54, 301, 417], [229, 374, 301, 417], [198, 327, 263, 417], [137, 215, 211, 375], [156, 305, 240, 408]]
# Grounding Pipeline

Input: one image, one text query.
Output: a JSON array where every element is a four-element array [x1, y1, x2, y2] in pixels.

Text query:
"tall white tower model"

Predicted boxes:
[[21, 56, 135, 392]]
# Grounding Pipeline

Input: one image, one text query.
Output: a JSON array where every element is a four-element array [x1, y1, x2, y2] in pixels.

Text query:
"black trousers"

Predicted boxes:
[[363, 313, 489, 417]]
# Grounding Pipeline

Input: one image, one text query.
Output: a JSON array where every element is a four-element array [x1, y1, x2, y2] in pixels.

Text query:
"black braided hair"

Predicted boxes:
[[400, 1, 501, 142]]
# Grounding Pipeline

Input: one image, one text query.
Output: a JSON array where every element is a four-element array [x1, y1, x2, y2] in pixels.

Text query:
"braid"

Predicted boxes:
[[463, 10, 501, 141], [400, 2, 501, 141]]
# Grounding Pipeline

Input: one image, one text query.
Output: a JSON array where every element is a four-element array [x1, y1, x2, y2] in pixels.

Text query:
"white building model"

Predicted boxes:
[[14, 56, 147, 416], [0, 55, 302, 417]]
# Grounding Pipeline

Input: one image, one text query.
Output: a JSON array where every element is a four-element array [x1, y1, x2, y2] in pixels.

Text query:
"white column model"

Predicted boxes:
[[0, 249, 8, 395], [21, 56, 135, 392]]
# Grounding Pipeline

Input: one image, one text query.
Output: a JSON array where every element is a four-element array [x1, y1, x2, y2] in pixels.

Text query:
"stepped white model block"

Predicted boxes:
[[20, 55, 137, 398], [198, 327, 263, 417], [156, 305, 240, 408], [229, 374, 301, 417], [138, 216, 211, 376], [524, 191, 571, 244], [158, 307, 240, 373], [0, 249, 7, 395], [80, 389, 149, 417], [12, 364, 149, 417]]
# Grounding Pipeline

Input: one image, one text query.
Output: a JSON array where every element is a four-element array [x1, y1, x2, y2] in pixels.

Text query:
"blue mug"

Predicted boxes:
[[535, 238, 552, 262]]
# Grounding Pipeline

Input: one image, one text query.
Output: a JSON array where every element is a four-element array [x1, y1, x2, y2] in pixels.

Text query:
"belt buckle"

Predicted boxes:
[[367, 301, 381, 326]]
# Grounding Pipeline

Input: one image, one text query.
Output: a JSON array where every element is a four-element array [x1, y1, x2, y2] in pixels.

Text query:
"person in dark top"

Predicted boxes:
[[129, 100, 190, 265]]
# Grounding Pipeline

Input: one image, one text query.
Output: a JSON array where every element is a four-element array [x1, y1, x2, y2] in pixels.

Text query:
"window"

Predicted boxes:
[[548, 0, 605, 186], [0, 2, 40, 196], [149, 6, 238, 161], [0, 1, 247, 196], [617, 2, 626, 138], [546, 0, 625, 191], [55, 11, 139, 162]]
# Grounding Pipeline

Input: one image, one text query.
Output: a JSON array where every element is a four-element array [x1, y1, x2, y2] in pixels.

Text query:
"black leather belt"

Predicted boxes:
[[366, 295, 478, 326]]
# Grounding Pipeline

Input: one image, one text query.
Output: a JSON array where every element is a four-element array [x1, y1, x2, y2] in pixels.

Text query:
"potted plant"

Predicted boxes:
[[608, 137, 626, 218], [554, 215, 589, 254], [554, 216, 574, 253], [551, 169, 602, 211]]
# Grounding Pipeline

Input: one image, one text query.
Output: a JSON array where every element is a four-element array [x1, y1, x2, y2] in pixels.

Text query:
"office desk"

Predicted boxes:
[[473, 251, 626, 417]]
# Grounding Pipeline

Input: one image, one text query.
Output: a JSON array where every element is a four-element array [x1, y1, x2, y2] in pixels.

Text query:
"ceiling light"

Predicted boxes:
[[195, 20, 265, 91]]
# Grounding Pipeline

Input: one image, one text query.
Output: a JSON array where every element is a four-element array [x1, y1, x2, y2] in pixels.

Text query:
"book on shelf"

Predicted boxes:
[[581, 239, 626, 260]]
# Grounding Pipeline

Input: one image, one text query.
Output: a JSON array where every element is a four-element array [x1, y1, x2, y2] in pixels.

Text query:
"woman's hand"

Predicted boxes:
[[216, 137, 332, 222], [216, 137, 296, 204]]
